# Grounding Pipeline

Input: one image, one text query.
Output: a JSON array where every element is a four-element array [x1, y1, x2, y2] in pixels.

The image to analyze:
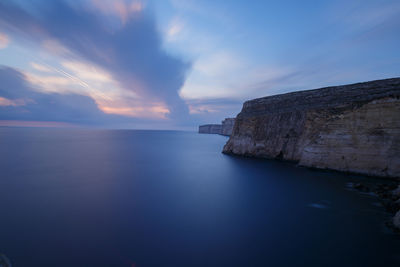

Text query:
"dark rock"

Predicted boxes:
[[353, 183, 368, 191], [394, 210, 400, 230], [392, 185, 400, 198]]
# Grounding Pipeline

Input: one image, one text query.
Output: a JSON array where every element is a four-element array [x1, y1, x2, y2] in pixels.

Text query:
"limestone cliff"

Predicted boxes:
[[221, 118, 235, 136], [199, 124, 222, 134], [223, 78, 400, 178], [199, 118, 235, 136]]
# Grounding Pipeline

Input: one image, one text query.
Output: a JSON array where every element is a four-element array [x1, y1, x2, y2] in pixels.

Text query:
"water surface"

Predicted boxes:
[[0, 128, 399, 266]]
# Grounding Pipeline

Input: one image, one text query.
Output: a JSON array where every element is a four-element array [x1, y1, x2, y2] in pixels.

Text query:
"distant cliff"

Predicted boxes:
[[223, 78, 400, 178], [199, 124, 222, 134], [199, 118, 235, 136]]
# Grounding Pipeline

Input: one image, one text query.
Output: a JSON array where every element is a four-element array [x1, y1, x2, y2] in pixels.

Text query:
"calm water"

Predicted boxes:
[[0, 128, 399, 266]]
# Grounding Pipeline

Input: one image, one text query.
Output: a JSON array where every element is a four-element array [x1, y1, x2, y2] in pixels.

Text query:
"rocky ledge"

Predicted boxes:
[[223, 77, 400, 178]]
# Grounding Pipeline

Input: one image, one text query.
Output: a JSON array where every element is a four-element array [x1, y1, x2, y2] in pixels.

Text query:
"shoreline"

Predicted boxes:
[[350, 182, 400, 232], [223, 150, 400, 181]]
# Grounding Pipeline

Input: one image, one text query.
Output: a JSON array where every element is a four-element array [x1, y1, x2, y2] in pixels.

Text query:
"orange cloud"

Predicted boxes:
[[0, 32, 9, 49], [25, 59, 170, 120], [31, 63, 53, 73], [99, 102, 170, 119]]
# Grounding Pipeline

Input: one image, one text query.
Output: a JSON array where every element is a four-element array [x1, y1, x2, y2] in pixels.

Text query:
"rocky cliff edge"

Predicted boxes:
[[223, 78, 400, 178]]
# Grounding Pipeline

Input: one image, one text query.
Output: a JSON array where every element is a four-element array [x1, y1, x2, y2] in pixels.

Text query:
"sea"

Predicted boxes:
[[0, 128, 399, 266]]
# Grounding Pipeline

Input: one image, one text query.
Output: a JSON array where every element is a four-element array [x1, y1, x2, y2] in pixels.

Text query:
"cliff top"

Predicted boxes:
[[239, 77, 400, 118]]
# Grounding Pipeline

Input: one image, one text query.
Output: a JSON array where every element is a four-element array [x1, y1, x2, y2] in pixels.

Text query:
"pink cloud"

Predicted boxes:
[[0, 120, 76, 128], [0, 96, 33, 107], [0, 32, 9, 49], [91, 0, 144, 24]]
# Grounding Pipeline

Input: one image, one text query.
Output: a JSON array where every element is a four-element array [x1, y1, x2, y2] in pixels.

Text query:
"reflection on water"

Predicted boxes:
[[308, 203, 329, 209], [0, 128, 399, 266]]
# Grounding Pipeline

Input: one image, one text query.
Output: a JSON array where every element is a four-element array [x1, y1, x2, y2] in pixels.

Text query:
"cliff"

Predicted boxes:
[[199, 124, 222, 134], [199, 118, 235, 136], [221, 118, 235, 136], [223, 78, 400, 178]]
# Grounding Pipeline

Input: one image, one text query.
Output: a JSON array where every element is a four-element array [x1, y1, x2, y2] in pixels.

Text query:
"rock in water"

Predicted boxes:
[[223, 78, 400, 178]]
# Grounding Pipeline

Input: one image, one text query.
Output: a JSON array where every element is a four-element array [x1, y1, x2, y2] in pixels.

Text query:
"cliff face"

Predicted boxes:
[[223, 78, 400, 178], [199, 124, 222, 134], [199, 118, 235, 135], [221, 118, 235, 136]]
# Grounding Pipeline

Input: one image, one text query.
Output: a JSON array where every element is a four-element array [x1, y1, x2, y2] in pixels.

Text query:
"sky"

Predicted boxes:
[[0, 0, 399, 130]]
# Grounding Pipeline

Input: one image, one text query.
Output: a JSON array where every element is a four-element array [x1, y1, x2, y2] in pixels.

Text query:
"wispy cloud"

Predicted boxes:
[[328, 0, 400, 34], [180, 50, 295, 100], [166, 17, 184, 42]]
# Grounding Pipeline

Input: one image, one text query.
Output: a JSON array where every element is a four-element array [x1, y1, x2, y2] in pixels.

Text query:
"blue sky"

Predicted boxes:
[[0, 0, 399, 129]]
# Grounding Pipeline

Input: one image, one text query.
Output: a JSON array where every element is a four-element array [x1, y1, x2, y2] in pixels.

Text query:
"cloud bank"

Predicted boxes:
[[0, 0, 191, 126], [0, 66, 110, 124]]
